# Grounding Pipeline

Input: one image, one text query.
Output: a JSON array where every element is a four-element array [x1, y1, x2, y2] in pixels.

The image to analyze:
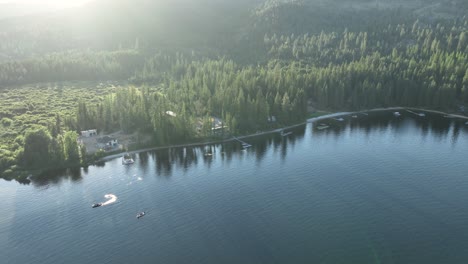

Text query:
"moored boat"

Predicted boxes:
[[242, 143, 252, 148], [316, 124, 329, 130], [122, 153, 134, 165]]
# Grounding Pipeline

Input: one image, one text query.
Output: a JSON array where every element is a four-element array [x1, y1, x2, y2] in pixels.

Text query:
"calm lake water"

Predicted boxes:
[[1, 110, 468, 264]]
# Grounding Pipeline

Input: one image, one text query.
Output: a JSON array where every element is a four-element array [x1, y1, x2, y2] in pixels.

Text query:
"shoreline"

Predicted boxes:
[[100, 106, 468, 163], [406, 107, 468, 119], [6, 107, 465, 180], [99, 111, 348, 162]]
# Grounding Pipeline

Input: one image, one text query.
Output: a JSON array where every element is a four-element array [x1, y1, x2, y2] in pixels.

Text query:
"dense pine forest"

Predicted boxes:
[[0, 0, 467, 181]]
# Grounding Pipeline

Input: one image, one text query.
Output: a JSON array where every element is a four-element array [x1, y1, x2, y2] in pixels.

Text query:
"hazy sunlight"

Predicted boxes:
[[0, 0, 93, 9]]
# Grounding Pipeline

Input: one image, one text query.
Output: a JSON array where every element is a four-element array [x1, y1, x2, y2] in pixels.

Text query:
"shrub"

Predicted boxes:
[[1, 118, 13, 127]]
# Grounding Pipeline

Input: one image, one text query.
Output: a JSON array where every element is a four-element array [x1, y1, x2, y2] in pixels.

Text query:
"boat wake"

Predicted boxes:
[[101, 194, 117, 206]]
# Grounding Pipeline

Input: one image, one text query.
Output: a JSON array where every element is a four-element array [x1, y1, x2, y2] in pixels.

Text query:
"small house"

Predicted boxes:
[[97, 136, 118, 149], [81, 129, 97, 137]]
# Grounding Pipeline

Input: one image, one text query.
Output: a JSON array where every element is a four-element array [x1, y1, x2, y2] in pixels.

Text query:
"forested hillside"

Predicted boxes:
[[0, 0, 467, 181]]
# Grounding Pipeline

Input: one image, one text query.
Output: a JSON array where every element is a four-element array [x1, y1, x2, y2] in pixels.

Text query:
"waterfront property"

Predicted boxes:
[[97, 136, 118, 150]]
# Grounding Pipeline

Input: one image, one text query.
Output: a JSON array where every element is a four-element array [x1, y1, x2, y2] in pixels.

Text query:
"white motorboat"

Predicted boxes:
[[122, 153, 134, 165], [136, 212, 146, 219]]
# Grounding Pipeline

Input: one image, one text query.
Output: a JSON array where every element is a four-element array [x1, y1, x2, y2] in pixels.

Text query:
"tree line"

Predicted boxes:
[[0, 50, 143, 85], [75, 59, 307, 145], [1, 2, 467, 180]]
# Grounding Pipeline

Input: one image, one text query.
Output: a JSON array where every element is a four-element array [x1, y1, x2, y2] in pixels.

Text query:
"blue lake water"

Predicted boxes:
[[1, 110, 468, 264]]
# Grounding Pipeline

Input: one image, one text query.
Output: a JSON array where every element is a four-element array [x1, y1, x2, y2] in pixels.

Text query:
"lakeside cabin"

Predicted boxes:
[[196, 117, 227, 134], [81, 129, 97, 137], [97, 136, 118, 150]]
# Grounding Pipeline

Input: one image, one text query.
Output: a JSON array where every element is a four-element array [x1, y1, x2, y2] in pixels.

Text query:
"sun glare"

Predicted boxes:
[[1, 0, 93, 9]]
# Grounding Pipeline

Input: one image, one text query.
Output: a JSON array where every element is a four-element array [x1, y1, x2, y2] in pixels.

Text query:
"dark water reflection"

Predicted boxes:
[[32, 167, 83, 187], [31, 110, 467, 186], [314, 110, 466, 142]]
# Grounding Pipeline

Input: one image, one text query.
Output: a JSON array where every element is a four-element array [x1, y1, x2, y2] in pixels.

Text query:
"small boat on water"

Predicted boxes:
[[242, 143, 252, 149], [92, 203, 102, 208], [351, 115, 358, 118], [418, 113, 426, 117], [334, 117, 345, 121], [122, 153, 134, 165], [280, 131, 293, 137], [316, 124, 329, 130], [136, 212, 146, 219], [393, 112, 401, 117]]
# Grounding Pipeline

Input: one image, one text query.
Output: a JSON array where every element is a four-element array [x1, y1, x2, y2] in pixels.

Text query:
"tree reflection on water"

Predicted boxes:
[[30, 110, 467, 186]]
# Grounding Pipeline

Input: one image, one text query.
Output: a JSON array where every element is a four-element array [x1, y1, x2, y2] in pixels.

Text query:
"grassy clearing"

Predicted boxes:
[[0, 82, 119, 179], [0, 82, 118, 146]]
